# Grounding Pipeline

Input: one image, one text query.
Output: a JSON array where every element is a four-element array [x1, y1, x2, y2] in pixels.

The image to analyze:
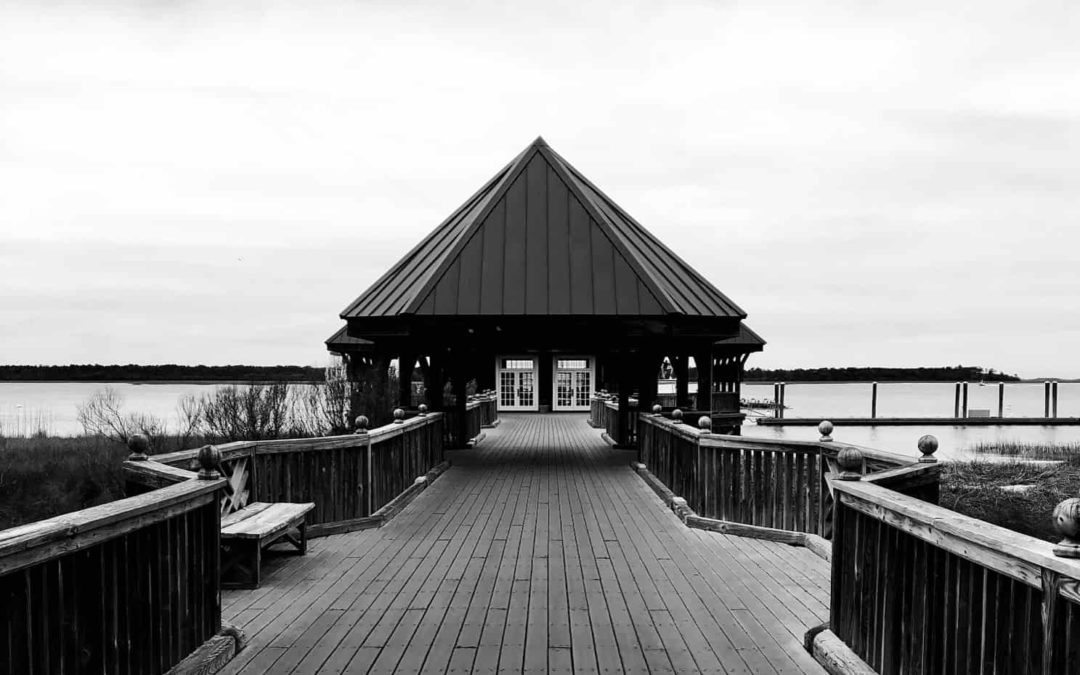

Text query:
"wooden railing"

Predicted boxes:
[[128, 412, 446, 536], [476, 392, 498, 427], [830, 473, 1080, 674], [637, 414, 919, 539], [1, 470, 225, 674], [444, 399, 483, 449]]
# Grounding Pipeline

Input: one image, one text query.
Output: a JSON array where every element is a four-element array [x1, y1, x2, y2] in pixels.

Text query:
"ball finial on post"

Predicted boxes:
[[197, 445, 221, 480], [418, 404, 428, 416], [818, 420, 834, 442], [354, 415, 369, 434], [917, 434, 939, 463], [1053, 498, 1080, 557], [698, 415, 712, 432], [836, 446, 864, 481], [393, 408, 405, 424], [652, 404, 662, 416], [127, 433, 150, 461], [671, 408, 683, 424]]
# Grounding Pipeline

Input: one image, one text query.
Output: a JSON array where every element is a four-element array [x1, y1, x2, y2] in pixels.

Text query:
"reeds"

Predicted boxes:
[[967, 440, 1080, 461], [940, 453, 1080, 542]]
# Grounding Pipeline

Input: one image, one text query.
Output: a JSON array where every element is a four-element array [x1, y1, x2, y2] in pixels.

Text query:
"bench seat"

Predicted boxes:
[[221, 501, 314, 589]]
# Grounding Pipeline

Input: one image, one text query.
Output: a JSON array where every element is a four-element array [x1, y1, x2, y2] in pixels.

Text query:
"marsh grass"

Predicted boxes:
[[0, 435, 128, 530], [968, 440, 1080, 461], [940, 454, 1080, 542]]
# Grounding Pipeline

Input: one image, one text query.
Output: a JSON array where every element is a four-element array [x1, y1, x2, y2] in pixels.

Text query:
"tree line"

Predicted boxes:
[[0, 364, 325, 382], [743, 366, 1021, 382]]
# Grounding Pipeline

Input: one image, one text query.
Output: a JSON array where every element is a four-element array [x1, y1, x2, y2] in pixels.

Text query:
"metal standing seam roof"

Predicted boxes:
[[324, 326, 373, 352], [341, 137, 747, 320], [714, 323, 766, 352]]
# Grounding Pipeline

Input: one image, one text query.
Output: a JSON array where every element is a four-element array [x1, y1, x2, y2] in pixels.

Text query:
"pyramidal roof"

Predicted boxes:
[[341, 137, 746, 319]]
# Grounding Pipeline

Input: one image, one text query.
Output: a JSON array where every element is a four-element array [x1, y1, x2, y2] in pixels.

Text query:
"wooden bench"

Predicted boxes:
[[220, 501, 315, 589]]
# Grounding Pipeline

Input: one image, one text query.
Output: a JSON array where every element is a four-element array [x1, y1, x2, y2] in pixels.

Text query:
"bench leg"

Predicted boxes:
[[280, 522, 308, 555], [221, 539, 261, 589]]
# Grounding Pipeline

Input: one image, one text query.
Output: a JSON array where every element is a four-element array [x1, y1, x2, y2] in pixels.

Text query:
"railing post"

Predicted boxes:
[[836, 446, 863, 481], [355, 415, 371, 515], [871, 381, 878, 419], [917, 434, 938, 463], [197, 445, 222, 480], [127, 433, 150, 461], [998, 381, 1005, 418], [818, 420, 833, 442], [954, 382, 961, 418], [1052, 497, 1080, 558]]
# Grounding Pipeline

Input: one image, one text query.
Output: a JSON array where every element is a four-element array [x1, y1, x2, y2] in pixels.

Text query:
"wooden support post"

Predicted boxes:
[[453, 364, 468, 448], [1053, 381, 1059, 418], [871, 381, 878, 419], [637, 351, 659, 417], [774, 382, 781, 419], [398, 352, 414, 409], [673, 355, 689, 409], [424, 355, 443, 411], [962, 381, 969, 418], [1046, 381, 1052, 418], [954, 382, 961, 418], [779, 382, 786, 420], [998, 381, 1005, 418], [617, 362, 633, 448], [695, 348, 713, 412]]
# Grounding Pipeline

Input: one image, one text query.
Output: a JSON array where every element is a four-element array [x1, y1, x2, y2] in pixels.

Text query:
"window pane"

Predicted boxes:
[[556, 359, 588, 370]]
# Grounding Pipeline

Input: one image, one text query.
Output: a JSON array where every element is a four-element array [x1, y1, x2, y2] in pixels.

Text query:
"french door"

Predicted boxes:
[[497, 357, 538, 411], [553, 356, 594, 411]]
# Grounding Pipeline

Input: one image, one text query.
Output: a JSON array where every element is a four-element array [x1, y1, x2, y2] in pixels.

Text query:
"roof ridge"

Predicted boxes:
[[537, 146, 678, 315], [403, 143, 543, 315], [545, 145, 746, 318], [339, 146, 525, 318]]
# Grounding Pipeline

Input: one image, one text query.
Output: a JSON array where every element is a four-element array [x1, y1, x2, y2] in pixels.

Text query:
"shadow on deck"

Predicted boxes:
[[221, 413, 828, 674]]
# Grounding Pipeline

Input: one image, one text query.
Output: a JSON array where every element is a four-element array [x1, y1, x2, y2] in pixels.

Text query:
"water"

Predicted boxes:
[[0, 382, 240, 437], [740, 382, 1080, 459], [2, 380, 1079, 460]]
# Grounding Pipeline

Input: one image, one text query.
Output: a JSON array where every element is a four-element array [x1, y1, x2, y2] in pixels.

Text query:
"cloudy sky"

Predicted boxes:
[[2, 1, 1078, 378]]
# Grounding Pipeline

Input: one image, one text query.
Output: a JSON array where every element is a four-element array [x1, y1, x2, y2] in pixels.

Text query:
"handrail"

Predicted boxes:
[[636, 413, 924, 541], [0, 465, 226, 673], [0, 477, 223, 575], [832, 478, 1080, 596], [828, 473, 1080, 672], [126, 412, 447, 536]]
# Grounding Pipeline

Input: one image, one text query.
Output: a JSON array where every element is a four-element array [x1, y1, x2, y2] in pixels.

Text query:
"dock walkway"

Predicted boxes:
[[221, 413, 828, 674]]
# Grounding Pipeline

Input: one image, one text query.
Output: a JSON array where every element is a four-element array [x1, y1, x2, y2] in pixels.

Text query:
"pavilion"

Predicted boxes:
[[327, 137, 763, 445]]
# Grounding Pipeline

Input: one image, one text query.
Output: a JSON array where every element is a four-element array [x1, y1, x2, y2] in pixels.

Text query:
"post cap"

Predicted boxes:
[[197, 445, 221, 480], [836, 446, 863, 481], [698, 416, 712, 431], [652, 403, 662, 415], [671, 409, 683, 423], [393, 408, 405, 423], [354, 415, 369, 433], [1053, 498, 1080, 557], [917, 434, 939, 463], [818, 420, 834, 442], [127, 433, 150, 460], [418, 403, 428, 416]]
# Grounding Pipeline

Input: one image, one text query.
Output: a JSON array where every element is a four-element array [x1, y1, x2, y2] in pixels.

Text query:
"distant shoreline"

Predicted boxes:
[[0, 380, 322, 385]]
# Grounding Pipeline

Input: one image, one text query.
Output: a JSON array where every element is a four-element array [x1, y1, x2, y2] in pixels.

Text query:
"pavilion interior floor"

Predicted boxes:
[[220, 413, 829, 674]]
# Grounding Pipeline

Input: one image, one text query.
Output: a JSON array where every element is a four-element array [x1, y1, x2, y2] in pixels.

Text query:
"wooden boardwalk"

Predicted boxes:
[[221, 414, 828, 674]]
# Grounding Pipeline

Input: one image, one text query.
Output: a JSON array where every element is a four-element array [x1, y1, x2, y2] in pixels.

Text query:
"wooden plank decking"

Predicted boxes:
[[221, 413, 829, 674]]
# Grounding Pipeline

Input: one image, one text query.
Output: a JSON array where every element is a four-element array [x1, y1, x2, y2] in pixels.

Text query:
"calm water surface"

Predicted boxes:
[[2, 381, 1078, 460]]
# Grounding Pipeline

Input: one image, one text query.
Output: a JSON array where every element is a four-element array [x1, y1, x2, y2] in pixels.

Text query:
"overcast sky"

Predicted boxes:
[[2, 1, 1078, 378]]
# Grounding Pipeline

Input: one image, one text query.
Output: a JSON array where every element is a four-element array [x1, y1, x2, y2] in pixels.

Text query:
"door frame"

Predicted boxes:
[[551, 355, 595, 412], [495, 355, 540, 412]]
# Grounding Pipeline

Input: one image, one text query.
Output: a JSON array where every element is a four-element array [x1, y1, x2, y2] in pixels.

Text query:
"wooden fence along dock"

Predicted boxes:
[[4, 398, 1080, 673]]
